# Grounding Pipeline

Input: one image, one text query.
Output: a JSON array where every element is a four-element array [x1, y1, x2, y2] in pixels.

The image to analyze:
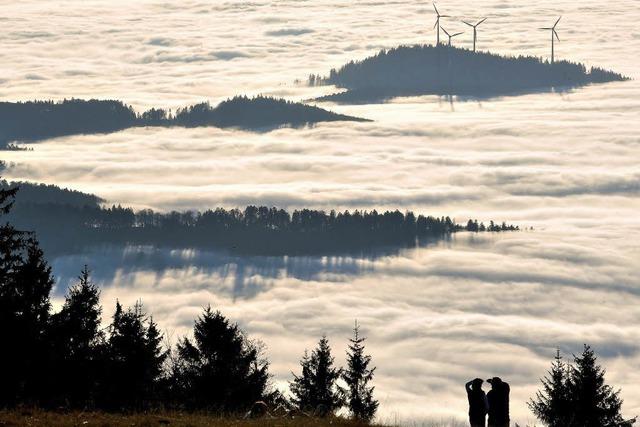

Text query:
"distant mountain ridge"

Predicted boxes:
[[0, 96, 368, 146], [313, 44, 628, 103]]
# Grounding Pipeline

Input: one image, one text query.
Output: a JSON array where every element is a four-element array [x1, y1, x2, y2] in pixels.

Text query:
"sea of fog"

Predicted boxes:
[[1, 0, 640, 424]]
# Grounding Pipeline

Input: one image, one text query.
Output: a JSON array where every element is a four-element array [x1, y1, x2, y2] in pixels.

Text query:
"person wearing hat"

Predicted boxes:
[[465, 378, 489, 427], [486, 377, 510, 427]]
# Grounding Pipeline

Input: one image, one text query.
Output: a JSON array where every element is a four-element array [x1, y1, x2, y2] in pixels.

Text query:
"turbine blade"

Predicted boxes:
[[462, 20, 473, 27], [540, 27, 551, 30], [554, 30, 560, 41], [440, 15, 450, 18], [433, 19, 438, 29], [554, 16, 561, 27], [477, 17, 487, 25], [453, 32, 463, 37], [433, 3, 439, 15], [441, 27, 450, 36]]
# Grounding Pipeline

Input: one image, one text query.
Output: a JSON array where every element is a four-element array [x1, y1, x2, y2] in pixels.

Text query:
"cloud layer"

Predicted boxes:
[[2, 0, 640, 424]]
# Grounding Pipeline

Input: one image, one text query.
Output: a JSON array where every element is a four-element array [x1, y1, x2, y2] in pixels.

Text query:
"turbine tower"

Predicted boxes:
[[462, 18, 487, 52], [540, 16, 561, 63], [433, 3, 450, 45], [441, 27, 463, 46]]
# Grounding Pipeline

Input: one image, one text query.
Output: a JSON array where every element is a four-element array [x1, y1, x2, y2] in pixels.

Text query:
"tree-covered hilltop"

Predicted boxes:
[[0, 180, 103, 207], [171, 96, 368, 129], [2, 181, 517, 256], [0, 96, 367, 146], [312, 44, 628, 103]]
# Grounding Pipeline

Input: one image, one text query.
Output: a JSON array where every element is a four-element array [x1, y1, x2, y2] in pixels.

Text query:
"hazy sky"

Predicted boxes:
[[2, 0, 640, 424]]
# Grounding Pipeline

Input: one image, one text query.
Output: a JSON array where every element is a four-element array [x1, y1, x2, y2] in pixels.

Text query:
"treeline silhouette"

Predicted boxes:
[[0, 96, 367, 146], [0, 186, 378, 419], [313, 44, 628, 103], [3, 181, 518, 256]]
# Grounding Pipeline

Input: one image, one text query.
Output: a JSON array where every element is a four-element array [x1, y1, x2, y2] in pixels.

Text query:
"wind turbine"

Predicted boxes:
[[462, 17, 487, 52], [540, 16, 561, 63], [433, 3, 450, 45], [441, 27, 463, 46]]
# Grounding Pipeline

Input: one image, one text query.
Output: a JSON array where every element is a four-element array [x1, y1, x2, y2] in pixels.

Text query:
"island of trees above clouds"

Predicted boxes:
[[0, 96, 368, 148], [310, 44, 627, 104]]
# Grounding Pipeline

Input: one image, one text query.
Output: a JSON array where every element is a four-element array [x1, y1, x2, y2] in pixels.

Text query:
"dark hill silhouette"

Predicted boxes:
[[172, 96, 368, 129], [0, 180, 103, 207], [313, 44, 628, 103], [0, 96, 368, 146], [4, 182, 517, 256]]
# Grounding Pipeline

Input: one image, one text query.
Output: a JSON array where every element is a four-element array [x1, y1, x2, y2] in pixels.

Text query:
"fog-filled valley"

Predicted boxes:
[[1, 0, 640, 424]]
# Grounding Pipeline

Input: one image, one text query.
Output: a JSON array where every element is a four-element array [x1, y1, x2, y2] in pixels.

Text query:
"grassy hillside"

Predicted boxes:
[[0, 410, 383, 427]]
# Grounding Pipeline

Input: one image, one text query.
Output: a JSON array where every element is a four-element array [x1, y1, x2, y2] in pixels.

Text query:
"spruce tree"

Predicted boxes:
[[102, 301, 167, 409], [10, 237, 54, 404], [290, 350, 314, 410], [343, 321, 378, 423], [290, 335, 344, 414], [0, 182, 57, 406], [529, 349, 571, 427], [175, 306, 269, 411], [567, 345, 631, 427], [50, 265, 104, 407]]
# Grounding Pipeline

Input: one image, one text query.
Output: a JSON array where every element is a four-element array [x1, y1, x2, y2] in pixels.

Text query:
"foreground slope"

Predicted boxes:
[[315, 44, 627, 103], [0, 410, 384, 427]]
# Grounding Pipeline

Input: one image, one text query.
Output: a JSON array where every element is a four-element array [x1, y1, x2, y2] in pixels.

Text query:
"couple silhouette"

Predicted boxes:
[[466, 377, 510, 427]]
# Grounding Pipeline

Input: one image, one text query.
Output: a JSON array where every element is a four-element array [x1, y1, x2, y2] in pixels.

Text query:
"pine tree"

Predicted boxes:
[[290, 335, 344, 414], [102, 301, 167, 409], [144, 316, 166, 396], [54, 266, 103, 357], [175, 306, 269, 411], [343, 321, 378, 423], [567, 345, 631, 427], [290, 350, 314, 410], [528, 349, 571, 427], [0, 236, 54, 405], [0, 182, 57, 406], [50, 265, 104, 407]]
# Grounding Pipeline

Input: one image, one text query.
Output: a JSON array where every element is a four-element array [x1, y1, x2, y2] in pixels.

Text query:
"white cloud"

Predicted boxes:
[[2, 0, 640, 423]]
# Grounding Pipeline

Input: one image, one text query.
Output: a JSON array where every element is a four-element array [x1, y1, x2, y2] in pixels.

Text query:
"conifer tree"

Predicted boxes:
[[54, 266, 103, 357], [290, 335, 344, 414], [50, 265, 104, 407], [103, 301, 167, 409], [0, 183, 55, 405], [529, 349, 571, 427], [567, 345, 631, 427], [343, 321, 378, 423], [175, 306, 269, 411], [7, 237, 54, 404], [531, 345, 636, 427], [290, 350, 314, 410]]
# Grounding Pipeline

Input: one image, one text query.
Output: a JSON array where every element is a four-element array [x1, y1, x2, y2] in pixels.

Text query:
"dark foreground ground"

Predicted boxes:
[[0, 410, 383, 427]]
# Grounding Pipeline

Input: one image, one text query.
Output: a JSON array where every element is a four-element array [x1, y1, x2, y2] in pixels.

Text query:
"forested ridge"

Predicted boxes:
[[2, 181, 518, 255], [312, 44, 627, 103], [0, 96, 367, 146]]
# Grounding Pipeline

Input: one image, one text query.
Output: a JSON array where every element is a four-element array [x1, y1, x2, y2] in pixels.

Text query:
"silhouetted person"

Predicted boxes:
[[466, 378, 488, 427], [487, 377, 510, 427]]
